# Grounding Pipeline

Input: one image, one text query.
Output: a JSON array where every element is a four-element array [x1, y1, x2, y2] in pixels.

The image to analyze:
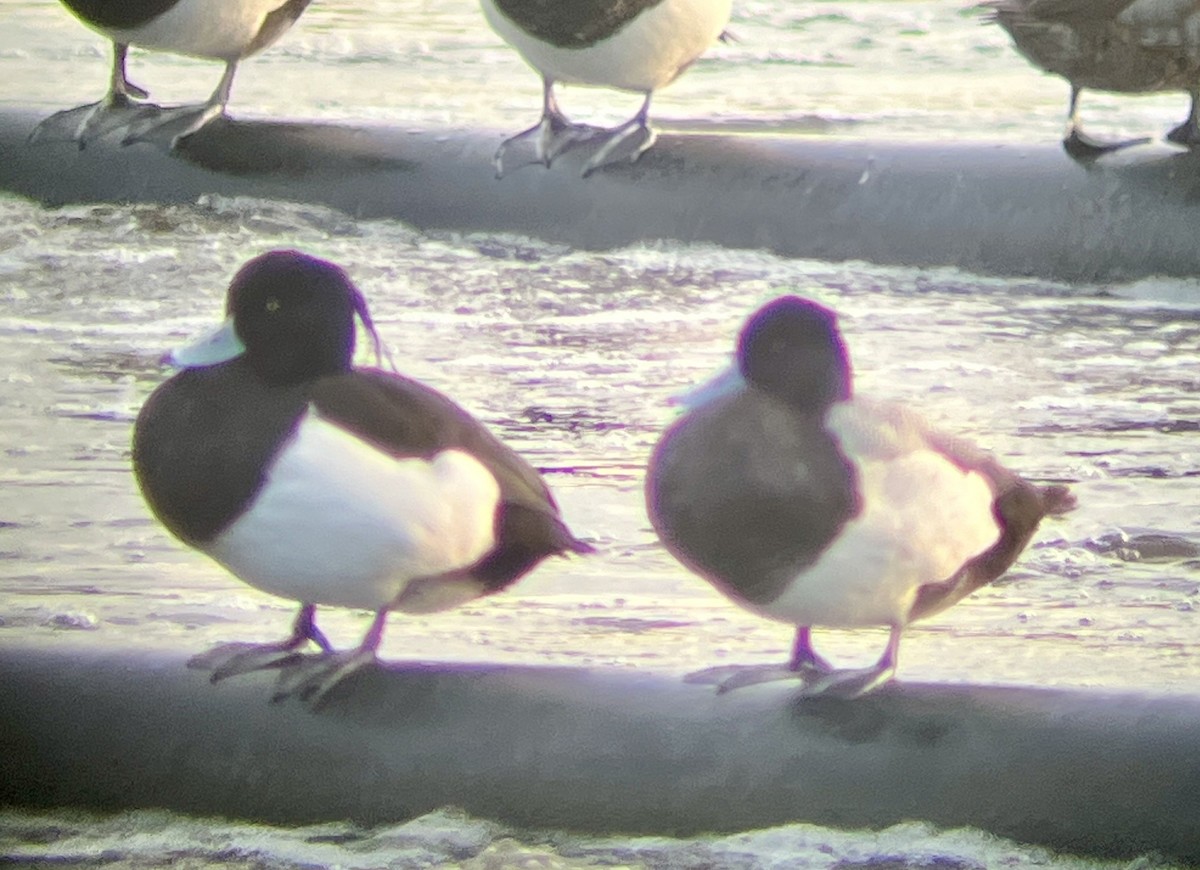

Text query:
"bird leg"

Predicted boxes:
[[796, 624, 901, 699], [789, 625, 834, 675], [1061, 84, 1149, 161], [271, 607, 389, 707], [27, 42, 158, 147], [683, 626, 834, 693], [187, 602, 334, 682], [121, 59, 238, 149], [581, 91, 658, 177], [111, 42, 149, 101], [493, 75, 604, 177]]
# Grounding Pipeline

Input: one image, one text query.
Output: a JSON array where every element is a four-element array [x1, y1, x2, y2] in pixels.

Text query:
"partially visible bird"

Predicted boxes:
[[32, 0, 313, 150], [133, 250, 593, 706], [646, 296, 1075, 698], [480, 0, 733, 177], [986, 0, 1200, 159]]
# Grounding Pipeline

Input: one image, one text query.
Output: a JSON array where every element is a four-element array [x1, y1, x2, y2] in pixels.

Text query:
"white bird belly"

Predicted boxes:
[[482, 0, 732, 92], [203, 409, 501, 612], [105, 0, 295, 60], [757, 447, 1000, 629]]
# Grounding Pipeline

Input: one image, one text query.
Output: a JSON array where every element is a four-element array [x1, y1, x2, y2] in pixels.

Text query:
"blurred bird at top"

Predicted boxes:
[[32, 0, 313, 151], [986, 0, 1200, 160], [480, 0, 733, 177]]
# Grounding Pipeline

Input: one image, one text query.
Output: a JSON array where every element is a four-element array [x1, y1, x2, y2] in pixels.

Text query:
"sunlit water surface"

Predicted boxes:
[[0, 1, 1198, 867]]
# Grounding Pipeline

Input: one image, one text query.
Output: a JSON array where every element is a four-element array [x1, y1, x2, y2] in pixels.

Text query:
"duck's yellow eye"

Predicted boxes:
[[265, 298, 281, 313]]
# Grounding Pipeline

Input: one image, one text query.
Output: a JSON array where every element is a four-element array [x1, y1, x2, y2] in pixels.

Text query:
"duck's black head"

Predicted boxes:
[[227, 250, 381, 385], [736, 295, 852, 410]]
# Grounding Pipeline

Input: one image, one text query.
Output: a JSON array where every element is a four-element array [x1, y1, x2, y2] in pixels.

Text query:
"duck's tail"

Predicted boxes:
[[1039, 483, 1077, 517], [566, 535, 597, 556]]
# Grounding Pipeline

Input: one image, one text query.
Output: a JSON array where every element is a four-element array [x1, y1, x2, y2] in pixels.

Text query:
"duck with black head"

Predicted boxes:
[[132, 250, 593, 706], [646, 296, 1075, 699], [32, 0, 313, 150]]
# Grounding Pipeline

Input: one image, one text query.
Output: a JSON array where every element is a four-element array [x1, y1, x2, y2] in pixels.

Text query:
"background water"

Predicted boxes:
[[1, 1, 1199, 868]]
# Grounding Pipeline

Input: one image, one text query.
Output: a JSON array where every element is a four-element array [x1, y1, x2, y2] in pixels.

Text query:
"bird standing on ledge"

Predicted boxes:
[[986, 0, 1200, 160], [33, 0, 313, 150], [133, 250, 593, 706], [480, 0, 733, 177], [646, 296, 1075, 698]]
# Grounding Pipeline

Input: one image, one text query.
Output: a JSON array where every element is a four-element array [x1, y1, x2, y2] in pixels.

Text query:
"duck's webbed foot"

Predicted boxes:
[[494, 111, 604, 178], [684, 663, 810, 693], [270, 607, 389, 708], [581, 118, 657, 177], [1062, 127, 1150, 162], [684, 626, 836, 693], [271, 648, 377, 708], [1165, 120, 1200, 148], [187, 604, 333, 682], [797, 625, 900, 699], [28, 95, 160, 149], [794, 662, 896, 699], [120, 101, 227, 150], [188, 640, 311, 682]]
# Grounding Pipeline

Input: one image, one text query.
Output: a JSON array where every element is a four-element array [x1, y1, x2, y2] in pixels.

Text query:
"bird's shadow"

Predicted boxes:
[[170, 116, 420, 177]]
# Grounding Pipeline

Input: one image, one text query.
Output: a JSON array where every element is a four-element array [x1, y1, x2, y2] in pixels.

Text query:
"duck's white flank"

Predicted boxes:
[[101, 0, 294, 59], [480, 0, 732, 93], [756, 398, 1000, 628], [204, 407, 501, 612]]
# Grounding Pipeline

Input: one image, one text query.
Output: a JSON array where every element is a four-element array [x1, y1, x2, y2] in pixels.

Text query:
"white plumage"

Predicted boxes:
[[93, 0, 300, 60], [205, 407, 501, 613], [760, 399, 1000, 629], [480, 0, 732, 93]]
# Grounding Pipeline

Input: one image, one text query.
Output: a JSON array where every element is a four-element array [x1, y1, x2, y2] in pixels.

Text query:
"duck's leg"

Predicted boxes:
[[1061, 84, 1149, 161], [493, 75, 604, 177], [121, 59, 238, 149], [581, 91, 658, 177], [112, 42, 150, 101], [789, 626, 834, 675], [1165, 90, 1200, 147], [28, 41, 157, 147], [684, 626, 833, 693], [187, 603, 334, 682], [796, 624, 901, 699], [272, 607, 389, 706]]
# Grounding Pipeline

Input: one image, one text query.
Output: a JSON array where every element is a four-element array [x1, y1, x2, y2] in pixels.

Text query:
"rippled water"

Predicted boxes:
[[3, 806, 1179, 870], [1, 1, 1199, 868]]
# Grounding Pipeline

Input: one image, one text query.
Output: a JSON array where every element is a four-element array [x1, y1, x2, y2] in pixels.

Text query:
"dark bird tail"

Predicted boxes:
[[566, 535, 597, 555], [1039, 483, 1077, 517]]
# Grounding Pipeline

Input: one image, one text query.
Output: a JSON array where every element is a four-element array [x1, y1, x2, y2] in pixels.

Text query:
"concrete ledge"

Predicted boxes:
[[4, 108, 1200, 282], [1, 641, 1198, 863]]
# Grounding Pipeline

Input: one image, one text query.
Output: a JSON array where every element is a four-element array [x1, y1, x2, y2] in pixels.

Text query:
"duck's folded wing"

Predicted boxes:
[[309, 370, 561, 517]]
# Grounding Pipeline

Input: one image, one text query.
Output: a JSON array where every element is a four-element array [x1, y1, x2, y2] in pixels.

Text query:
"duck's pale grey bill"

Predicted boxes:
[[166, 317, 246, 368], [669, 363, 746, 409]]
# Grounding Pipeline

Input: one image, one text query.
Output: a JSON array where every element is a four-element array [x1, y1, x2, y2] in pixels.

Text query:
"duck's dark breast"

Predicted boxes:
[[647, 392, 861, 607], [132, 361, 308, 547], [491, 0, 668, 49]]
